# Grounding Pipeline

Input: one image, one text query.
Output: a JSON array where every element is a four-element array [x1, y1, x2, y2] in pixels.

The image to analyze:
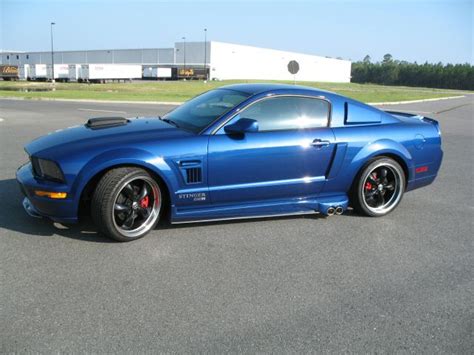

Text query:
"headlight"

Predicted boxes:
[[31, 157, 65, 182]]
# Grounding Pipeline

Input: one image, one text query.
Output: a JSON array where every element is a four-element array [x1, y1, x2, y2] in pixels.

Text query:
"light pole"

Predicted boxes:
[[182, 36, 186, 77], [50, 22, 56, 83], [203, 28, 207, 80]]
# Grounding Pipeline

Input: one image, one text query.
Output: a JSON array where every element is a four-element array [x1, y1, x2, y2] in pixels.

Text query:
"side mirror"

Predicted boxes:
[[224, 118, 259, 134]]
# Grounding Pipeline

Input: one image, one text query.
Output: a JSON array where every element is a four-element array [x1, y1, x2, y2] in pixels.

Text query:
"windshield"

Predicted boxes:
[[163, 89, 251, 133]]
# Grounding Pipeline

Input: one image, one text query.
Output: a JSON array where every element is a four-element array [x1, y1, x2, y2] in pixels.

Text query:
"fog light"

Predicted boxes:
[[34, 190, 67, 199]]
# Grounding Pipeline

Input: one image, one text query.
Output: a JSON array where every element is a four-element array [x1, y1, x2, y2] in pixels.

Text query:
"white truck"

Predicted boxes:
[[47, 64, 70, 81], [29, 64, 48, 81], [142, 66, 173, 80], [78, 64, 142, 83]]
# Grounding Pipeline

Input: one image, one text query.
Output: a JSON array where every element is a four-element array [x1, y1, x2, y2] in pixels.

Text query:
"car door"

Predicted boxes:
[[208, 95, 336, 205]]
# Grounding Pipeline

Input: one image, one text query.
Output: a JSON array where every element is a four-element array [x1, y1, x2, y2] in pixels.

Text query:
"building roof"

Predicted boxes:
[[0, 50, 25, 53]]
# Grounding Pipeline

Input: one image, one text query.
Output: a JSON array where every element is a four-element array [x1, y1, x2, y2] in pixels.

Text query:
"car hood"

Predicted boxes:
[[25, 117, 192, 157]]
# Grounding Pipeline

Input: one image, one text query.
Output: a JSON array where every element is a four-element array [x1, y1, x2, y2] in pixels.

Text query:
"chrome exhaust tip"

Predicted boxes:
[[335, 206, 344, 215], [327, 207, 336, 216]]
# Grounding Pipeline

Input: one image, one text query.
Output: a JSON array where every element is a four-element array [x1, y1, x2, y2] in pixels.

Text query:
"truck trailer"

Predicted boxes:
[[47, 64, 70, 81], [68, 64, 82, 82], [0, 65, 19, 81], [19, 64, 30, 80], [78, 64, 142, 83], [29, 64, 48, 81], [142, 66, 174, 80]]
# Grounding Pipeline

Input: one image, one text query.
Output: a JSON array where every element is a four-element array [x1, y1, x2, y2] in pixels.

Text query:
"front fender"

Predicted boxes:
[[70, 148, 179, 212]]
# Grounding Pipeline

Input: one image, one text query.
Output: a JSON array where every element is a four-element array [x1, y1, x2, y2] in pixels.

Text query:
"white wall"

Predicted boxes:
[[209, 41, 351, 83]]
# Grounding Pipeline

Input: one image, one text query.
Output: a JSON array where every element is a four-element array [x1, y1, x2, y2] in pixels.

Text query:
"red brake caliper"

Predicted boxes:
[[366, 172, 377, 190], [140, 195, 149, 208]]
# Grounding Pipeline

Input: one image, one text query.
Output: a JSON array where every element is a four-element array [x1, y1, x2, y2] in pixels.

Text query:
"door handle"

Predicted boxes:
[[311, 139, 330, 148]]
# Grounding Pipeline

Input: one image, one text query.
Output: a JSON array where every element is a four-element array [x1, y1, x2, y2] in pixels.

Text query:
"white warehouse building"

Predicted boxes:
[[0, 41, 351, 82], [208, 41, 351, 82]]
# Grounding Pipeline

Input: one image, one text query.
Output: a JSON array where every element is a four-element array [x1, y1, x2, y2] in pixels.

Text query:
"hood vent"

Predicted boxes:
[[85, 116, 129, 130]]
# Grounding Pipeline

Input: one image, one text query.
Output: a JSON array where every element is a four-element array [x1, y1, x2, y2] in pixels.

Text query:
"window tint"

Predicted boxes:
[[163, 89, 250, 133], [240, 96, 329, 131]]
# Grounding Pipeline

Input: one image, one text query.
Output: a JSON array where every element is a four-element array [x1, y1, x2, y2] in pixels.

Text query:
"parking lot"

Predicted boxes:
[[0, 96, 472, 352]]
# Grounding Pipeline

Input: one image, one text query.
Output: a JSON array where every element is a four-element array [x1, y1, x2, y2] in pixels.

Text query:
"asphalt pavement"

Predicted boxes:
[[0, 96, 472, 353]]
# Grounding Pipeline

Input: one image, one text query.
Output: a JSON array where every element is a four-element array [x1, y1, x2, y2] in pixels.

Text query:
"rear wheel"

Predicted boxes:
[[91, 167, 162, 242], [352, 157, 405, 217]]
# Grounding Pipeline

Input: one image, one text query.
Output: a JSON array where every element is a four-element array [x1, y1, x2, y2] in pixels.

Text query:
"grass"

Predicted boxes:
[[0, 80, 469, 104]]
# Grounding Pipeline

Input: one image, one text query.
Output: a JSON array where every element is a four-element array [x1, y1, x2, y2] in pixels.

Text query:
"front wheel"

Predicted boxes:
[[352, 157, 405, 217], [91, 167, 162, 242]]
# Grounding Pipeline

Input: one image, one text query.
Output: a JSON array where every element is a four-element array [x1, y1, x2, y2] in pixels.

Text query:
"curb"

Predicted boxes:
[[0, 96, 183, 106], [369, 95, 466, 106]]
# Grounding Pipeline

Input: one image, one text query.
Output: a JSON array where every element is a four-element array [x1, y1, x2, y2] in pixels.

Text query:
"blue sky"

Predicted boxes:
[[1, 0, 472, 64]]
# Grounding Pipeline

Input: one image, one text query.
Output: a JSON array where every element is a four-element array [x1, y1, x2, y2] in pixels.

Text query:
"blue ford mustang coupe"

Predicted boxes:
[[17, 84, 443, 241]]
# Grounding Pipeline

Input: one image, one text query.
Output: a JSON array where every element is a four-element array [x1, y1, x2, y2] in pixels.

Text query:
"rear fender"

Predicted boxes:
[[351, 139, 414, 182], [317, 139, 415, 196]]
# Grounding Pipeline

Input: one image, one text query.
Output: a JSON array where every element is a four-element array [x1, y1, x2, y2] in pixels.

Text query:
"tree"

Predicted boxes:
[[363, 55, 371, 63], [382, 53, 393, 64], [350, 55, 474, 90]]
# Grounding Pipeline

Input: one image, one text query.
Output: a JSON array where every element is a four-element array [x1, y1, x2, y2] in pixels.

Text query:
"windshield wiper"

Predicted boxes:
[[160, 117, 180, 128]]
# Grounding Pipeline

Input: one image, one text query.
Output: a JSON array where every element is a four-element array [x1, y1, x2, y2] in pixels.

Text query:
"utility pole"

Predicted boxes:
[[203, 28, 207, 80], [50, 22, 56, 83], [182, 36, 186, 77]]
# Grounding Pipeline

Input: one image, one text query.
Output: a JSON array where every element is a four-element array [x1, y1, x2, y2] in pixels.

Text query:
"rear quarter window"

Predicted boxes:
[[345, 102, 382, 124]]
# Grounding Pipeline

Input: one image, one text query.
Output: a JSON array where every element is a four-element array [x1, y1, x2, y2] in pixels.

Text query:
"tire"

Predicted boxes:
[[351, 157, 405, 217], [91, 167, 162, 242]]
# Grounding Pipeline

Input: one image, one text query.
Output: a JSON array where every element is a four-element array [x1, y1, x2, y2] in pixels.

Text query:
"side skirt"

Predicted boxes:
[[170, 194, 349, 224], [171, 210, 318, 224]]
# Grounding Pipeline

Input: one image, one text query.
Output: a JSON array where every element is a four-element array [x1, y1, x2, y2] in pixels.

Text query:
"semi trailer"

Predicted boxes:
[[47, 64, 70, 81], [78, 64, 142, 83], [67, 64, 82, 82], [29, 64, 48, 81], [142, 66, 174, 80], [0, 65, 19, 80], [19, 64, 30, 80]]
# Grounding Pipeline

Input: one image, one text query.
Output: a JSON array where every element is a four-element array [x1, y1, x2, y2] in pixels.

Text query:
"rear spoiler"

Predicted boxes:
[[385, 110, 441, 136], [384, 110, 424, 119]]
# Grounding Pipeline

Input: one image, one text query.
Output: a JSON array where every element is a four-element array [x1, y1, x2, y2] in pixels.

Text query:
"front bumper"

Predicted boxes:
[[22, 197, 42, 218], [16, 163, 78, 224]]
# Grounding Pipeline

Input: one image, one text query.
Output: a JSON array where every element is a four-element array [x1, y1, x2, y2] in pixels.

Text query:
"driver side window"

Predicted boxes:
[[240, 96, 330, 132]]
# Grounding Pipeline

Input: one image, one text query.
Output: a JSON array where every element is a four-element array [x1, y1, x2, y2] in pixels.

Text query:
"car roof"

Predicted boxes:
[[218, 83, 336, 97]]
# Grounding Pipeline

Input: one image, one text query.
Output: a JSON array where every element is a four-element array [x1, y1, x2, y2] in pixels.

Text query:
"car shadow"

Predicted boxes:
[[0, 178, 114, 243], [0, 177, 332, 243], [159, 212, 326, 231]]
